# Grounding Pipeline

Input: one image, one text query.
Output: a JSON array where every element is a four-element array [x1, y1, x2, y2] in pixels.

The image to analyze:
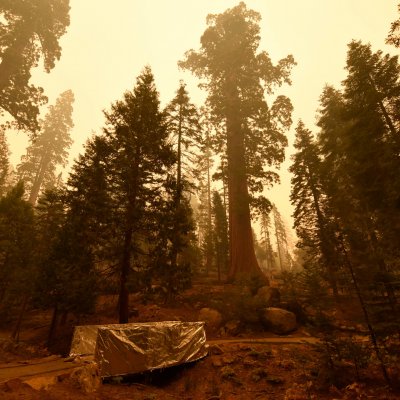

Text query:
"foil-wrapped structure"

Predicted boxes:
[[69, 321, 207, 377], [70, 323, 123, 356]]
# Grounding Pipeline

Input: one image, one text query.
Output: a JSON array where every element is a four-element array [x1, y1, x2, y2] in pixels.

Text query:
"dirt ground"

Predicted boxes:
[[0, 341, 398, 400], [0, 281, 399, 399]]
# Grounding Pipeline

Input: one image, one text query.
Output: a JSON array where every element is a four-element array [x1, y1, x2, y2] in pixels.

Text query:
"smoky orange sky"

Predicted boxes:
[[7, 0, 399, 233]]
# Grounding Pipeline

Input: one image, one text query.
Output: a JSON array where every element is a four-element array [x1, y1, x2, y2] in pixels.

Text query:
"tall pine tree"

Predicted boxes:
[[67, 67, 174, 323], [290, 120, 339, 293]]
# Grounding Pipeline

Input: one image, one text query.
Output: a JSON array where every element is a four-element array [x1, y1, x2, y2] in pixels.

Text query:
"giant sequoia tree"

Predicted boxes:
[[17, 90, 74, 205], [0, 0, 70, 131], [179, 2, 294, 282]]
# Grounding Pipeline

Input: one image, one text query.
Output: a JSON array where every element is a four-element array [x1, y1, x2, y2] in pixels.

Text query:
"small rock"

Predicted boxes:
[[2, 378, 31, 392], [25, 375, 57, 390], [209, 344, 224, 355], [212, 358, 223, 367], [129, 308, 139, 317], [266, 375, 284, 384], [242, 358, 257, 367], [57, 373, 70, 382], [220, 366, 236, 379], [224, 320, 241, 336], [251, 367, 267, 382], [222, 356, 236, 364]]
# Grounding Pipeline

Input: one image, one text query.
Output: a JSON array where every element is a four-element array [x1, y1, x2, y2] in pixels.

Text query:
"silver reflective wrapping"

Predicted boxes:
[[94, 321, 208, 377], [70, 324, 129, 357]]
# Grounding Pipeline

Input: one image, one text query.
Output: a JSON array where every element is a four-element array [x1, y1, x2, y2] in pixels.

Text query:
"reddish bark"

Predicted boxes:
[[225, 86, 266, 283]]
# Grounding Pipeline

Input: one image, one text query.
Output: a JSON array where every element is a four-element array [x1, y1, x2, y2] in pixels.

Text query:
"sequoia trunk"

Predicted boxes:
[[225, 96, 266, 282]]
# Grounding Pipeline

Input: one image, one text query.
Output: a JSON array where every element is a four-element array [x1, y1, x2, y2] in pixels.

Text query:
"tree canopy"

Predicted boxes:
[[0, 0, 70, 131]]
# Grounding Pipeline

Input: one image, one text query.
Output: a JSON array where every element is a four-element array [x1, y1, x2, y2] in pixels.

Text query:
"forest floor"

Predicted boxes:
[[0, 279, 399, 399]]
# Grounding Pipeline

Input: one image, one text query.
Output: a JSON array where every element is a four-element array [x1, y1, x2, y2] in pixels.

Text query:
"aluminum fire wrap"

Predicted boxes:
[[70, 324, 129, 357], [94, 321, 207, 377]]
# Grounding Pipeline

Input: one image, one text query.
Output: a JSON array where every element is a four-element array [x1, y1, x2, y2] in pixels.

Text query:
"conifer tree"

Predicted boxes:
[[33, 187, 96, 344], [165, 81, 201, 202], [67, 67, 174, 323], [0, 0, 70, 131], [290, 120, 338, 293], [212, 190, 229, 281], [272, 205, 291, 271], [0, 182, 35, 315], [0, 129, 10, 197], [17, 90, 74, 205], [260, 211, 275, 278], [386, 3, 400, 48], [150, 178, 194, 300], [196, 178, 214, 274], [317, 43, 400, 304], [179, 2, 294, 282], [164, 82, 200, 285], [312, 46, 400, 382], [192, 116, 214, 274]]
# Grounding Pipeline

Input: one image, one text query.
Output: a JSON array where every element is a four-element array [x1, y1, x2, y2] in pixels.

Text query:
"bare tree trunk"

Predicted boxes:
[[119, 228, 132, 324], [206, 139, 213, 275], [367, 74, 399, 145], [47, 304, 58, 348], [29, 153, 50, 205], [368, 229, 397, 309], [60, 310, 68, 325], [11, 295, 29, 342], [307, 167, 338, 296], [339, 236, 391, 386], [273, 210, 283, 272]]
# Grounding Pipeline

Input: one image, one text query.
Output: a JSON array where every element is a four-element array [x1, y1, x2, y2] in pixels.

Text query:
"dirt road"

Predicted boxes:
[[0, 336, 317, 385], [208, 336, 319, 346], [0, 355, 92, 384]]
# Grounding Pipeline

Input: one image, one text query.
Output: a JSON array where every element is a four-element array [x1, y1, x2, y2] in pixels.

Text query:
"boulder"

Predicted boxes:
[[69, 363, 100, 393], [254, 286, 280, 307], [261, 307, 297, 334], [209, 344, 224, 355], [199, 308, 222, 330]]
